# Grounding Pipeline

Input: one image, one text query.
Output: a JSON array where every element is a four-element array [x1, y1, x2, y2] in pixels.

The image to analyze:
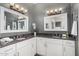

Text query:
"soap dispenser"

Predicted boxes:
[[32, 23, 36, 37]]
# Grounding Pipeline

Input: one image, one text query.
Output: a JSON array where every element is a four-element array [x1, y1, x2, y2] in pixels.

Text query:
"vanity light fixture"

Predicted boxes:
[[9, 3, 28, 14], [46, 8, 63, 16]]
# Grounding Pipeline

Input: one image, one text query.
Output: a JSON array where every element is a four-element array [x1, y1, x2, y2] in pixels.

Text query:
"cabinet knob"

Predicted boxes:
[[44, 44, 47, 47]]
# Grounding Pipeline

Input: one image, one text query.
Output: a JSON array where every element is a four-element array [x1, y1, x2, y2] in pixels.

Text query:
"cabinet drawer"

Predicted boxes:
[[0, 44, 15, 55], [0, 44, 15, 53], [0, 53, 7, 56], [47, 39, 63, 45], [63, 40, 75, 47]]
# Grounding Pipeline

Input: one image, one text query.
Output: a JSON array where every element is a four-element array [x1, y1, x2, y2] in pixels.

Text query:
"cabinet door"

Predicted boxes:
[[5, 51, 16, 56], [0, 53, 6, 56], [37, 37, 46, 55], [17, 39, 32, 56], [30, 38, 36, 56], [47, 43, 63, 56], [0, 44, 16, 56], [18, 45, 31, 56], [63, 46, 75, 56], [17, 38, 36, 56], [47, 39, 63, 56], [63, 40, 75, 56]]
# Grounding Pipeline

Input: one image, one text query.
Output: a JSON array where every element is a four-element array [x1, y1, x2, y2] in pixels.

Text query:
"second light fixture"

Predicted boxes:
[[46, 8, 63, 16]]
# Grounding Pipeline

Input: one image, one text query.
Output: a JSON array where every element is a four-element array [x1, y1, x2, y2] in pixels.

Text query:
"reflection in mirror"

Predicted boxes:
[[18, 16, 27, 30], [51, 22, 54, 29], [4, 11, 18, 30], [46, 23, 49, 29], [4, 11, 27, 31], [55, 22, 61, 27], [18, 20, 25, 30]]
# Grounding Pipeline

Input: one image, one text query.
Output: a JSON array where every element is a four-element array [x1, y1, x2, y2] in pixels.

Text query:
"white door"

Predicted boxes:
[[37, 37, 46, 55]]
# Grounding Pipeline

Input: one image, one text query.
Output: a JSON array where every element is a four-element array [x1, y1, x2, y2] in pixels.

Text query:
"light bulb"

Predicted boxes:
[[15, 4, 19, 9], [55, 9, 58, 12], [20, 7, 24, 11], [24, 9, 28, 13], [50, 10, 53, 13], [46, 10, 50, 14], [59, 8, 63, 11]]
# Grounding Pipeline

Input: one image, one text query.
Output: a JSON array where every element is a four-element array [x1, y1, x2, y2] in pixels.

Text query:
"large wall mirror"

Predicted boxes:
[[3, 10, 28, 33]]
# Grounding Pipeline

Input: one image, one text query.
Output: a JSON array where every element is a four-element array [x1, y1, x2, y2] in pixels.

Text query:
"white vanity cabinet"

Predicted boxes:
[[0, 6, 28, 33], [44, 13, 68, 31], [0, 37, 75, 56], [0, 44, 16, 56], [36, 37, 75, 56], [16, 37, 36, 56]]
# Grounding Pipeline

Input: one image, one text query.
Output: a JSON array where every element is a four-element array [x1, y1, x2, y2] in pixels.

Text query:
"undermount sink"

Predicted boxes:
[[0, 37, 14, 46], [16, 38, 26, 41], [0, 41, 9, 46]]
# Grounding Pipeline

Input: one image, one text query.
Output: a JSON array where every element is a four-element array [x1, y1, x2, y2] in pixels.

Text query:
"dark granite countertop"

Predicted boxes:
[[0, 33, 76, 48], [36, 35, 75, 41], [36, 33, 76, 41], [0, 35, 34, 48]]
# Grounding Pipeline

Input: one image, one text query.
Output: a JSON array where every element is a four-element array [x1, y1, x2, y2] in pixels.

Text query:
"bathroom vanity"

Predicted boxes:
[[0, 33, 75, 56]]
